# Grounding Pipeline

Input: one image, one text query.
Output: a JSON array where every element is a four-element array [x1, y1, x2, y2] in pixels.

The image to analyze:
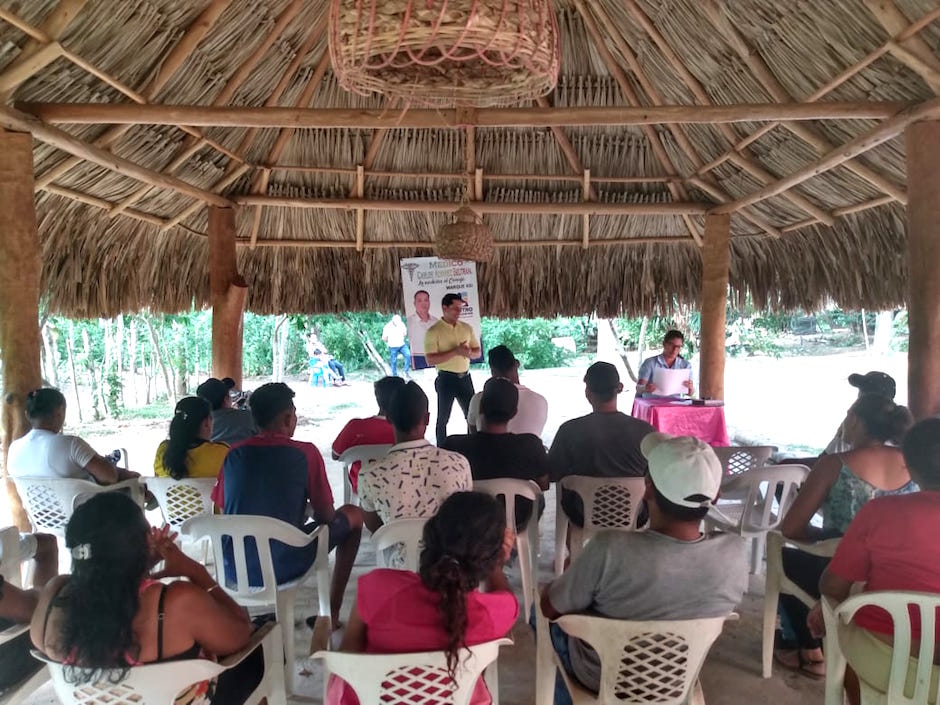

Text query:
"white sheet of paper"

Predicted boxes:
[[651, 367, 690, 396]]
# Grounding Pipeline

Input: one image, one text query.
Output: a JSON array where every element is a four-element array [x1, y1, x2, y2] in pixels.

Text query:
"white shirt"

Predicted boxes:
[[357, 439, 472, 523], [466, 382, 549, 438], [406, 314, 438, 354], [383, 319, 407, 348], [8, 428, 97, 480]]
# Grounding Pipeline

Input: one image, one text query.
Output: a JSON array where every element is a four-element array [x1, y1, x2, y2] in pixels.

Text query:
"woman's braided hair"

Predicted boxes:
[[418, 492, 507, 679]]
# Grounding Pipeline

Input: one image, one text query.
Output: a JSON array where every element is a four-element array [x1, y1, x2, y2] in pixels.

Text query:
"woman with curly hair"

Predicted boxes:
[[154, 396, 229, 480], [328, 491, 518, 705], [30, 492, 262, 703]]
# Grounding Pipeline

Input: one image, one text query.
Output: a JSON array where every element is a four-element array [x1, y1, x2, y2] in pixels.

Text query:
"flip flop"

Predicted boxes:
[[773, 649, 802, 672], [799, 658, 826, 679]]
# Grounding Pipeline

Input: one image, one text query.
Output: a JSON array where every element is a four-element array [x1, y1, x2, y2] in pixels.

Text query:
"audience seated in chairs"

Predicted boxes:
[[0, 531, 57, 693], [332, 376, 404, 497], [357, 382, 471, 535], [812, 417, 940, 705], [327, 491, 518, 705], [154, 396, 229, 479], [444, 377, 550, 531], [211, 382, 363, 629], [775, 394, 914, 677], [466, 345, 548, 437], [8, 387, 139, 486], [548, 362, 655, 529], [539, 432, 748, 705], [197, 377, 257, 446], [30, 493, 263, 704]]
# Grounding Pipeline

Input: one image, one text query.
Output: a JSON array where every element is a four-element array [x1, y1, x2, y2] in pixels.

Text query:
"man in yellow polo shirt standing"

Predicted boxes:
[[424, 293, 482, 446]]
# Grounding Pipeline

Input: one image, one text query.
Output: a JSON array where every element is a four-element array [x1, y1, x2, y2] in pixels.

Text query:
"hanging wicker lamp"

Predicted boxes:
[[329, 0, 561, 107], [436, 205, 494, 262]]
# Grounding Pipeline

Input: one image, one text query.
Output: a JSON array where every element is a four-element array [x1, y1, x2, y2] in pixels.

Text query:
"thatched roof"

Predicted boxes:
[[2, 0, 937, 317]]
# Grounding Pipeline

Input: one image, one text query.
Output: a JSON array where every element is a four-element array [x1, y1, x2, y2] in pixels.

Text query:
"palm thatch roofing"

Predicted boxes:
[[1, 0, 938, 317]]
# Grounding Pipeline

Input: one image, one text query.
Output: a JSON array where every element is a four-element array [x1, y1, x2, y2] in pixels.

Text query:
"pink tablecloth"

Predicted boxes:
[[631, 398, 730, 446]]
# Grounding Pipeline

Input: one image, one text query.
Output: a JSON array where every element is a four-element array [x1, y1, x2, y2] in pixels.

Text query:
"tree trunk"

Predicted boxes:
[[41, 321, 59, 387], [145, 315, 175, 405], [340, 316, 389, 374], [272, 315, 289, 381], [872, 311, 895, 354], [128, 319, 138, 407], [861, 308, 870, 353], [637, 316, 648, 371], [82, 327, 103, 421], [66, 321, 83, 423], [115, 314, 125, 408], [601, 319, 638, 383]]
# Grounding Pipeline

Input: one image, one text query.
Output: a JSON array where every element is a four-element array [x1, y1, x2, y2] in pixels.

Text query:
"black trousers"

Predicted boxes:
[[779, 547, 830, 649], [434, 371, 475, 446]]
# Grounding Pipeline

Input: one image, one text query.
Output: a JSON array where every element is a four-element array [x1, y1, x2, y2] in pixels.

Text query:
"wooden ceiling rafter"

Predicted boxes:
[[588, 1, 780, 238], [862, 0, 940, 94], [108, 0, 311, 219], [28, 0, 232, 191], [572, 0, 701, 245], [700, 0, 906, 205]]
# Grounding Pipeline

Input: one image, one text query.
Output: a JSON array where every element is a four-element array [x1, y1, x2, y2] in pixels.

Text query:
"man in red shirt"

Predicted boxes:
[[332, 376, 405, 493], [816, 417, 940, 704]]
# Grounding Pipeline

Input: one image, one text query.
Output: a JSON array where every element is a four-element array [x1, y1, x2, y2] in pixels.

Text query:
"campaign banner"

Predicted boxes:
[[400, 256, 484, 370]]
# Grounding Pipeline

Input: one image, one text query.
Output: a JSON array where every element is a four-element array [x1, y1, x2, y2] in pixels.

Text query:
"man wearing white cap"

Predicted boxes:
[[539, 433, 749, 704]]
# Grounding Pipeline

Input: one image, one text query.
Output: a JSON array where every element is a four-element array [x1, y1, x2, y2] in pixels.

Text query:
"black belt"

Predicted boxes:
[[438, 370, 469, 378]]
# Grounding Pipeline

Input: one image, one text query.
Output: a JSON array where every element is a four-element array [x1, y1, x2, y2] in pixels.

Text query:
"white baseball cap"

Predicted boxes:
[[640, 432, 722, 509]]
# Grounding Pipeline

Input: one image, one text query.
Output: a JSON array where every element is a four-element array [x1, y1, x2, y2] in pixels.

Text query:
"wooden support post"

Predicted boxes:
[[905, 121, 940, 419], [355, 165, 365, 252], [0, 131, 41, 530], [699, 213, 731, 401], [208, 206, 247, 387], [582, 169, 591, 249]]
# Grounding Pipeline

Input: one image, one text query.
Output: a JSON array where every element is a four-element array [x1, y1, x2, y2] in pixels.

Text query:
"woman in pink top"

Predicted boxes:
[[813, 418, 940, 705], [328, 491, 518, 705]]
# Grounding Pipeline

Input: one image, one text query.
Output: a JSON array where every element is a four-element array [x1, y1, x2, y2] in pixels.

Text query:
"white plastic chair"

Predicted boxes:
[[554, 476, 647, 576], [33, 620, 287, 705], [707, 464, 809, 574], [181, 514, 330, 694], [146, 477, 216, 532], [822, 592, 940, 705], [312, 637, 512, 705], [535, 600, 729, 704], [12, 477, 145, 537], [761, 530, 839, 678], [0, 527, 50, 705], [338, 443, 393, 505], [711, 445, 777, 476], [372, 518, 427, 572], [474, 478, 543, 618]]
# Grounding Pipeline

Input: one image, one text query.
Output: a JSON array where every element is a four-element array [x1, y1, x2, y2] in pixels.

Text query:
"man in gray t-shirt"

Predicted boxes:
[[541, 432, 748, 702]]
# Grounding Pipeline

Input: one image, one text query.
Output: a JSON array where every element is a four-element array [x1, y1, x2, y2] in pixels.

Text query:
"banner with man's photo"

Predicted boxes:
[[400, 256, 484, 370]]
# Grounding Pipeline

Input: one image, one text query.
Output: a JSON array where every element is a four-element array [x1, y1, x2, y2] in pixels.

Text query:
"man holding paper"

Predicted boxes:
[[636, 330, 694, 397]]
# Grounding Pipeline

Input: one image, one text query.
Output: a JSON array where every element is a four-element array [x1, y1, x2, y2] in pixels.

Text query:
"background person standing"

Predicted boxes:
[[424, 293, 481, 446], [382, 314, 411, 377]]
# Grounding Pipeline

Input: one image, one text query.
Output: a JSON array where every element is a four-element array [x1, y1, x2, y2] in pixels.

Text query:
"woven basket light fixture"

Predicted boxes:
[[436, 205, 494, 262], [329, 0, 561, 107]]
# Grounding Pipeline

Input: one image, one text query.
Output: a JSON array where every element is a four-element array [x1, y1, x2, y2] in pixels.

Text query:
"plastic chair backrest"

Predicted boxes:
[[711, 445, 777, 476], [33, 621, 285, 705], [833, 591, 940, 705], [181, 514, 324, 604], [312, 638, 511, 705], [13, 477, 144, 535], [472, 478, 541, 536], [338, 444, 393, 468], [147, 477, 216, 531], [554, 613, 726, 704], [561, 475, 647, 531], [711, 465, 809, 535], [372, 518, 427, 572], [0, 526, 21, 586]]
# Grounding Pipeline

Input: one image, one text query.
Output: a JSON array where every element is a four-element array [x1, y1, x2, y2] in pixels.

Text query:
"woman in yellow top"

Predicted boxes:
[[154, 397, 229, 479]]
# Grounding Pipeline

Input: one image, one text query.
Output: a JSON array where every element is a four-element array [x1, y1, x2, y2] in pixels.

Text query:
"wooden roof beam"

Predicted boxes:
[[234, 194, 709, 215], [711, 97, 940, 215], [30, 0, 232, 190], [862, 0, 940, 94], [239, 236, 699, 249], [44, 184, 168, 228], [700, 0, 906, 203], [0, 104, 233, 207], [535, 95, 598, 201], [17, 101, 909, 128]]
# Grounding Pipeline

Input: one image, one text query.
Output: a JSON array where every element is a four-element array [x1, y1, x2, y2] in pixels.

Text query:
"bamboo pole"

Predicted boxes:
[[906, 121, 940, 419], [535, 95, 599, 201], [233, 194, 710, 215], [0, 42, 63, 93], [863, 0, 940, 94], [699, 213, 731, 400], [238, 235, 699, 249], [0, 104, 233, 207], [209, 207, 246, 387], [712, 97, 940, 215], [0, 131, 42, 531], [44, 184, 168, 227], [16, 101, 910, 128]]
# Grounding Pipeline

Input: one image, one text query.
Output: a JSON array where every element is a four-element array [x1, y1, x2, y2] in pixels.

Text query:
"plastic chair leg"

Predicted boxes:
[[762, 564, 781, 678], [568, 526, 584, 566], [277, 590, 297, 694], [554, 497, 568, 577], [751, 535, 766, 575], [517, 532, 533, 620]]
